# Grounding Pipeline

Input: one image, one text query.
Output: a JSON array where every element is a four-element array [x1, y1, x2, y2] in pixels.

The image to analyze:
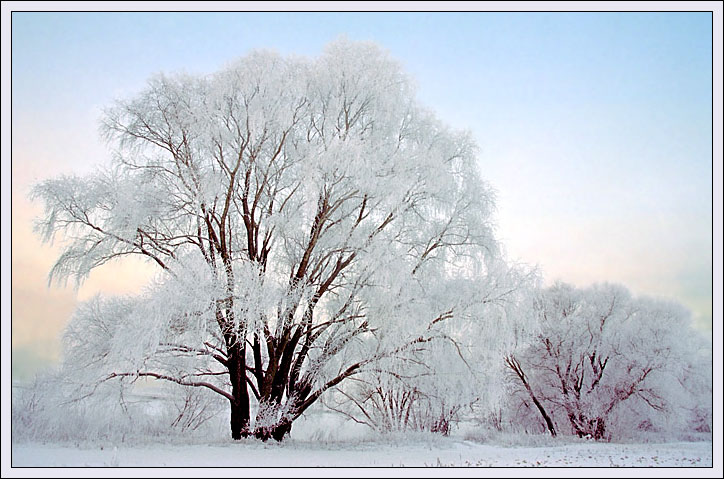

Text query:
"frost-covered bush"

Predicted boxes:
[[324, 262, 536, 436], [322, 360, 473, 436], [12, 368, 226, 444]]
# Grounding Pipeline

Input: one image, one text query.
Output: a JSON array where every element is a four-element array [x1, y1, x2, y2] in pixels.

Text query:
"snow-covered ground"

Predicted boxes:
[[11, 438, 712, 468]]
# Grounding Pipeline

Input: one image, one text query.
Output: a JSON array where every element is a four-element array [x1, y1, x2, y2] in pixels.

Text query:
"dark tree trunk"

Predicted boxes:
[[505, 355, 557, 437], [530, 393, 557, 437], [228, 344, 250, 440], [230, 397, 248, 440], [271, 418, 292, 441]]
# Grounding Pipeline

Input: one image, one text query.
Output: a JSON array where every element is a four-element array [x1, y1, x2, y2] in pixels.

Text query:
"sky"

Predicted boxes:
[[5, 10, 719, 378]]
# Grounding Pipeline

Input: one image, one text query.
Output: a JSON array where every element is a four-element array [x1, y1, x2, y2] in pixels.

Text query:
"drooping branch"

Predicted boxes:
[[105, 371, 233, 401]]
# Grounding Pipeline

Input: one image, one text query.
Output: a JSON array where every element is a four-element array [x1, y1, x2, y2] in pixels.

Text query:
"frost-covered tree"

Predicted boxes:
[[504, 282, 711, 440], [33, 39, 507, 441]]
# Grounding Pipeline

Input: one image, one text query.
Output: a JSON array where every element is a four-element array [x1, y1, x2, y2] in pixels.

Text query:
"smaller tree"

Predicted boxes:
[[504, 282, 710, 441]]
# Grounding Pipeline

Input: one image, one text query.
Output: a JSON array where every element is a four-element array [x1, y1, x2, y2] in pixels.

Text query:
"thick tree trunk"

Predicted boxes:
[[252, 417, 292, 442], [270, 418, 292, 441], [230, 396, 249, 440], [251, 397, 293, 442], [251, 378, 312, 442], [228, 346, 250, 440]]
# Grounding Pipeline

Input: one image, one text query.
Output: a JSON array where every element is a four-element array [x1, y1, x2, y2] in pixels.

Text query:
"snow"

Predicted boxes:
[[11, 438, 712, 468]]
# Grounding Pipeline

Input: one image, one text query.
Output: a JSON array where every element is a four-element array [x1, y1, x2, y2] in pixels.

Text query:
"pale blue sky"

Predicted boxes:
[[10, 12, 714, 374]]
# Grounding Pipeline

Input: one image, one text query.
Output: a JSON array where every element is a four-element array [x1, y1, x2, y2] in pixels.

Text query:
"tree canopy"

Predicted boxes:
[[33, 39, 513, 440]]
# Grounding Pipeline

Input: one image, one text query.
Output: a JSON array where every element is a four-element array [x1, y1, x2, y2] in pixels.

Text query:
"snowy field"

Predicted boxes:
[[11, 438, 712, 468]]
